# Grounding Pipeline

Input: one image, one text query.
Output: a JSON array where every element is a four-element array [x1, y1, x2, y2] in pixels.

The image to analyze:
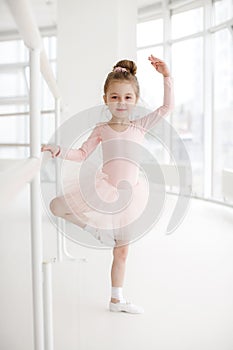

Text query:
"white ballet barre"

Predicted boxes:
[[6, 0, 59, 99], [53, 98, 83, 262], [222, 168, 233, 202], [30, 45, 45, 350], [0, 157, 41, 211], [40, 49, 60, 99], [5, 1, 61, 350], [5, 1, 86, 348], [42, 150, 87, 263], [43, 261, 54, 350], [0, 109, 55, 118]]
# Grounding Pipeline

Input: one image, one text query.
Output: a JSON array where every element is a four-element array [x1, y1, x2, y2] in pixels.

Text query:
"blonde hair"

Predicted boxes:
[[104, 59, 140, 100]]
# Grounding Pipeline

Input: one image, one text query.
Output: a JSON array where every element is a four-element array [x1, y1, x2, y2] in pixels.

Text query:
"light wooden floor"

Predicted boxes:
[[0, 185, 233, 350]]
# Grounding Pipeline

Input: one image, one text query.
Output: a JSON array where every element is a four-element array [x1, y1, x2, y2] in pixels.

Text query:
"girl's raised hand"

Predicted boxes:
[[148, 55, 170, 77], [41, 144, 60, 158]]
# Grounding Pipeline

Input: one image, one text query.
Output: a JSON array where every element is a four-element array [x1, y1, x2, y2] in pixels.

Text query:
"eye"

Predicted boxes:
[[126, 96, 132, 99], [111, 96, 117, 99]]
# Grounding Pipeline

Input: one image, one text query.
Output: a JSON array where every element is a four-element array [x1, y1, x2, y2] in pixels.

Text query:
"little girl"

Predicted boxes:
[[41, 55, 174, 314]]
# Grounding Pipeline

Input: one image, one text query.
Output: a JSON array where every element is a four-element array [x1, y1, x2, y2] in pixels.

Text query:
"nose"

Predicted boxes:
[[118, 97, 125, 103]]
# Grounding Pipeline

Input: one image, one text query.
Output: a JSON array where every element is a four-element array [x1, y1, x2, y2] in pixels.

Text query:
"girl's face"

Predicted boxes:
[[104, 81, 137, 120]]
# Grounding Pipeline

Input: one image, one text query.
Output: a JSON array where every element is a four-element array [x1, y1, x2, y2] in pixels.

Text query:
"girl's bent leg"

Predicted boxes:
[[49, 196, 86, 229]]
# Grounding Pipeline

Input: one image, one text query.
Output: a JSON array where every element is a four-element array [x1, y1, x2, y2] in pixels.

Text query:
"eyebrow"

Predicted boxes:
[[109, 93, 134, 95]]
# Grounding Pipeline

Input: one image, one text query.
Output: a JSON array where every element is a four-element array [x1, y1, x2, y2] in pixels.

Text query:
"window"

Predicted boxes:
[[0, 40, 28, 64], [172, 37, 204, 195], [171, 7, 203, 39], [213, 29, 233, 199], [213, 0, 233, 25], [0, 36, 56, 159], [137, 16, 164, 163], [138, 1, 233, 203], [137, 19, 163, 47], [137, 46, 166, 164], [137, 46, 164, 110], [0, 71, 27, 97]]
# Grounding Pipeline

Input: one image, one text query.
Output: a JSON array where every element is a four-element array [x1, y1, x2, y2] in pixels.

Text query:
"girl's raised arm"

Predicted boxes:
[[41, 124, 102, 162], [135, 56, 174, 132]]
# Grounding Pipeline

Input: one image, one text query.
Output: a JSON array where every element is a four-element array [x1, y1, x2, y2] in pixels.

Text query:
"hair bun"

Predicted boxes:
[[113, 59, 137, 76]]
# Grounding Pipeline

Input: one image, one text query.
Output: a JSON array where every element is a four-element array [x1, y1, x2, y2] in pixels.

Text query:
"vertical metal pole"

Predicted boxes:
[[55, 98, 63, 262], [163, 0, 172, 166], [30, 48, 44, 350], [43, 262, 54, 350], [203, 0, 213, 198], [54, 100, 81, 261]]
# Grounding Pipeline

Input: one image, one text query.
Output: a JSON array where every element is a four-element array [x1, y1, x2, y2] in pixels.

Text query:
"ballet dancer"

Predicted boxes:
[[41, 55, 174, 313]]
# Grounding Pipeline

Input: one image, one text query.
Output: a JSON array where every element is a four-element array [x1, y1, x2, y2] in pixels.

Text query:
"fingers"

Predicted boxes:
[[148, 56, 162, 71], [148, 54, 163, 64], [41, 144, 60, 159], [148, 55, 169, 75], [41, 145, 49, 152], [41, 144, 52, 155]]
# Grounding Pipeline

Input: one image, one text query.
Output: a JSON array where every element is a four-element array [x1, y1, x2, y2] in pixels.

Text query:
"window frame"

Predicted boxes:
[[137, 0, 233, 206]]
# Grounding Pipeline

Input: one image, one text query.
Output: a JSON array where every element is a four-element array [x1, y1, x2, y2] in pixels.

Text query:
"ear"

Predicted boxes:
[[103, 94, 107, 104]]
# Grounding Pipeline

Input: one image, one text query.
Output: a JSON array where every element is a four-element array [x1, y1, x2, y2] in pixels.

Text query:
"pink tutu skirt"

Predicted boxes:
[[62, 169, 149, 242]]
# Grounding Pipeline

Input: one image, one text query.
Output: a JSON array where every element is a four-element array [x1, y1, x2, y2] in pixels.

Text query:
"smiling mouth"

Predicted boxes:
[[116, 109, 127, 111]]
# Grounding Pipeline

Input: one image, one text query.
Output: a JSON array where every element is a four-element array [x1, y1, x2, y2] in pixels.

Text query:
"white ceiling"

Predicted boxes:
[[0, 0, 57, 33], [0, 0, 161, 34]]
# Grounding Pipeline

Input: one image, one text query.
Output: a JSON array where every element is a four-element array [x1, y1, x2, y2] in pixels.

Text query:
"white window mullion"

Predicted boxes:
[[163, 0, 172, 164], [203, 0, 214, 198]]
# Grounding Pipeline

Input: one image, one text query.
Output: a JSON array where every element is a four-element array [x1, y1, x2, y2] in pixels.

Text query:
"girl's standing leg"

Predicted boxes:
[[110, 241, 144, 314], [111, 243, 129, 303]]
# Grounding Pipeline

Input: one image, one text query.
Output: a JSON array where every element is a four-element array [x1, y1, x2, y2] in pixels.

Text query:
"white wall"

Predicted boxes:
[[57, 0, 137, 120]]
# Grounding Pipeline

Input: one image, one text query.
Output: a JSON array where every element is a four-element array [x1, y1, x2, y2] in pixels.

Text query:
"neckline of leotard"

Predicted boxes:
[[106, 121, 133, 133]]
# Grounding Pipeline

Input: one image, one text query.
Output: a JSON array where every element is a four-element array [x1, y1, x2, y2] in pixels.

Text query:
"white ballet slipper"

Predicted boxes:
[[109, 301, 144, 314]]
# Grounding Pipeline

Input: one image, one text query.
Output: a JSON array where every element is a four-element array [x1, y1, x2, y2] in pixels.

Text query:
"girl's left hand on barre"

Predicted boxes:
[[41, 144, 60, 158]]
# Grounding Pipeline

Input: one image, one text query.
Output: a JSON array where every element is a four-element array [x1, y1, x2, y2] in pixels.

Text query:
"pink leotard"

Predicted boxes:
[[59, 76, 174, 188]]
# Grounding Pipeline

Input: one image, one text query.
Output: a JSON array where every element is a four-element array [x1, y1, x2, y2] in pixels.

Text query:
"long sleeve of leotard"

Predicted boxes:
[[58, 124, 101, 162], [135, 76, 174, 131]]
